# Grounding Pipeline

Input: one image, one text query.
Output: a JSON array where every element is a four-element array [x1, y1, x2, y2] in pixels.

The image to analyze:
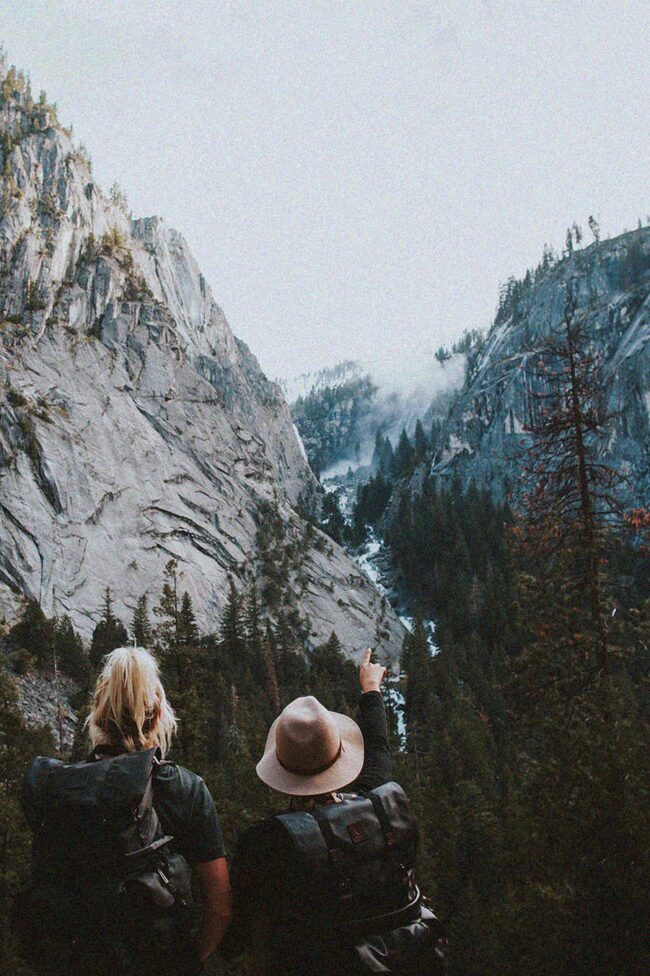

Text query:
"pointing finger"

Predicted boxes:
[[362, 648, 372, 665]]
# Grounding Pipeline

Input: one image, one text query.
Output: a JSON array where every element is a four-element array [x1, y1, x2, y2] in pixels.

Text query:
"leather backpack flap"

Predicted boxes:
[[27, 749, 163, 879], [318, 796, 387, 861], [276, 798, 388, 880], [39, 748, 159, 818], [318, 784, 418, 861]]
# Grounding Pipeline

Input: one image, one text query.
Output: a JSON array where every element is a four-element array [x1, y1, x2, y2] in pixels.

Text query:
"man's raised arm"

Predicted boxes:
[[349, 648, 393, 794]]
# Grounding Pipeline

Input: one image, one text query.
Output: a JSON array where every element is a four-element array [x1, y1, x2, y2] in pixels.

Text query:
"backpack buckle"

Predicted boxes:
[[338, 877, 353, 899]]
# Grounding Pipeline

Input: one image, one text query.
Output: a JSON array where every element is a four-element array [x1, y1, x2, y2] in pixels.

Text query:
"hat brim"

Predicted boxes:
[[256, 710, 365, 796]]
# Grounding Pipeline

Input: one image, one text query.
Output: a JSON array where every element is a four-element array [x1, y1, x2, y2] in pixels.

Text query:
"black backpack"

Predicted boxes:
[[273, 781, 447, 975], [15, 747, 196, 976]]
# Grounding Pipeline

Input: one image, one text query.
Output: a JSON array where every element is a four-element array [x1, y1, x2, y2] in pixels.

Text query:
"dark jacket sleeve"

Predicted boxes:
[[348, 690, 393, 794]]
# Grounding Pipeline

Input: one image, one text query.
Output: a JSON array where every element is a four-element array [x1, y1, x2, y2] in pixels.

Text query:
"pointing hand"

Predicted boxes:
[[360, 648, 386, 694]]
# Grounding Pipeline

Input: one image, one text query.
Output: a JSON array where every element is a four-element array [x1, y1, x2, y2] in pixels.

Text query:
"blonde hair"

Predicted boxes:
[[87, 646, 177, 756]]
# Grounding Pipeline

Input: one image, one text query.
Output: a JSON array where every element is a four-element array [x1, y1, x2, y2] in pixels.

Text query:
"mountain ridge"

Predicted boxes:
[[424, 225, 650, 503]]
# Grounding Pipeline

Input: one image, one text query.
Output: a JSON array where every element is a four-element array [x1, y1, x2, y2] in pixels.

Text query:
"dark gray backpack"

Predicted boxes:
[[16, 748, 195, 976], [273, 781, 448, 975]]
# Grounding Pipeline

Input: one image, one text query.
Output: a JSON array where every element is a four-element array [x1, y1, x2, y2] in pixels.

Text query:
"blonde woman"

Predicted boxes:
[[19, 645, 231, 976]]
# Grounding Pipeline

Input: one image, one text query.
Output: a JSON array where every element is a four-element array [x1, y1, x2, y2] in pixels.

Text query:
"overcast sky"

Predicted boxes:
[[1, 1, 648, 379]]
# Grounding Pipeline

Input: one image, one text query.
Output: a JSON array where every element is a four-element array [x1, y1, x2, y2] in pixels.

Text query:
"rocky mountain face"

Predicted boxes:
[[0, 60, 404, 659], [423, 227, 650, 503]]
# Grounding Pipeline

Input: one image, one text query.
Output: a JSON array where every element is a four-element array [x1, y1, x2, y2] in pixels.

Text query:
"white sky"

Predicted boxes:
[[1, 1, 648, 379]]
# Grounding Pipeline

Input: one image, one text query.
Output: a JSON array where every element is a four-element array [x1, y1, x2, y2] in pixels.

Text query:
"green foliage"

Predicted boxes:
[[392, 428, 415, 479], [308, 632, 357, 712], [153, 562, 205, 765], [618, 231, 650, 289], [89, 588, 128, 670], [318, 490, 347, 545], [252, 497, 314, 642], [7, 600, 54, 672], [131, 594, 153, 647], [386, 479, 515, 646], [54, 615, 91, 686], [385, 467, 649, 975], [98, 226, 128, 260], [0, 666, 53, 975], [350, 470, 392, 545], [5, 387, 28, 412], [16, 413, 39, 464], [24, 280, 46, 312], [109, 181, 129, 213], [414, 420, 428, 464], [452, 328, 484, 355], [6, 600, 90, 687]]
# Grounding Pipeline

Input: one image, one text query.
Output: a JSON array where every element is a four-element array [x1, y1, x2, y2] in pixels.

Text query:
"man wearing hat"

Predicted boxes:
[[222, 648, 392, 975]]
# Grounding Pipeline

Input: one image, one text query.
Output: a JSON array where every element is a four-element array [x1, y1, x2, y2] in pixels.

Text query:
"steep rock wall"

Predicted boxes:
[[0, 61, 404, 659]]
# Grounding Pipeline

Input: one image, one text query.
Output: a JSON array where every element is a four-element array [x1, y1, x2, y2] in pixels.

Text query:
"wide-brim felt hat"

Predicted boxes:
[[256, 695, 364, 796]]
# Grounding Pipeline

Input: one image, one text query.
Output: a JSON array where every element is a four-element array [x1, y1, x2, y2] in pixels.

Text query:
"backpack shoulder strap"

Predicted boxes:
[[22, 756, 63, 830], [274, 810, 331, 875], [309, 805, 354, 901], [369, 782, 419, 845]]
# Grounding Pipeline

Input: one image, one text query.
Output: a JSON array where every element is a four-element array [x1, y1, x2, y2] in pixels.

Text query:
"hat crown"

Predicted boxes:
[[275, 696, 342, 776]]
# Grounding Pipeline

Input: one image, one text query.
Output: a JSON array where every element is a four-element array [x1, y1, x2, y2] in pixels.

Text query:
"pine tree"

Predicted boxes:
[[131, 593, 152, 646], [153, 562, 203, 764], [380, 435, 394, 477], [89, 587, 128, 670], [392, 428, 415, 479], [264, 642, 281, 714], [220, 578, 245, 658], [565, 226, 574, 255], [320, 490, 347, 545], [309, 631, 357, 712], [588, 214, 600, 242], [242, 586, 263, 659], [504, 290, 649, 973], [7, 598, 55, 670], [178, 591, 199, 647], [430, 418, 442, 454], [518, 290, 623, 697], [371, 428, 385, 471], [414, 419, 428, 463], [54, 615, 90, 685]]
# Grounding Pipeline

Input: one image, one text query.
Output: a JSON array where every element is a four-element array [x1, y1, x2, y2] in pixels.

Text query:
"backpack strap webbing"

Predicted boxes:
[[310, 805, 354, 901], [368, 790, 411, 892]]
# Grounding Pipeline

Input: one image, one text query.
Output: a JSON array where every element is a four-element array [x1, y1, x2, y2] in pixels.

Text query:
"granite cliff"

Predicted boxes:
[[0, 59, 404, 658]]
